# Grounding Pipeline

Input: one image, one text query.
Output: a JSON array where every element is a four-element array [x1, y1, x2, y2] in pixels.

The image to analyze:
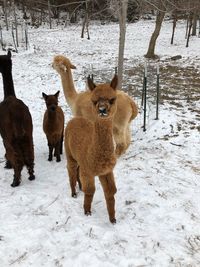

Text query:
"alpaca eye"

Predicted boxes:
[[109, 98, 116, 105], [92, 101, 97, 106]]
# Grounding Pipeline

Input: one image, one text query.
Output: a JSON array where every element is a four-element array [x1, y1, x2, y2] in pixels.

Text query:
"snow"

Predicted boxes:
[[0, 19, 200, 267]]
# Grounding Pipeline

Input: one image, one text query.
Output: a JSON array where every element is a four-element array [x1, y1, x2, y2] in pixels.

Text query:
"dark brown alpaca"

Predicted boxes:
[[65, 75, 119, 224], [0, 51, 35, 187], [42, 91, 64, 162]]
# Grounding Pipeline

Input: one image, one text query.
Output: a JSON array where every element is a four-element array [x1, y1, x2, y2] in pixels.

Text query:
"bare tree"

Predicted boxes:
[[145, 1, 166, 59], [171, 9, 177, 44], [4, 0, 9, 30], [117, 0, 128, 89]]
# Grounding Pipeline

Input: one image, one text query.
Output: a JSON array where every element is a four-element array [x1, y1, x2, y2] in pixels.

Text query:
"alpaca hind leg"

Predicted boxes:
[[77, 166, 82, 190], [22, 140, 35, 181], [67, 156, 79, 197], [11, 162, 23, 187], [26, 161, 35, 181], [55, 141, 61, 162], [99, 172, 117, 224], [60, 134, 63, 155], [48, 143, 53, 161], [80, 172, 95, 216]]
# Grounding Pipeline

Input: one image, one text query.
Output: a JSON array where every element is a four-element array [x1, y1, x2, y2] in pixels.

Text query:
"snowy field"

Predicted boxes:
[[0, 19, 200, 267]]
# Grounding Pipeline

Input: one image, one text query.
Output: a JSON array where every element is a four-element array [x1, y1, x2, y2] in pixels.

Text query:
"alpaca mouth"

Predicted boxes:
[[99, 112, 108, 117]]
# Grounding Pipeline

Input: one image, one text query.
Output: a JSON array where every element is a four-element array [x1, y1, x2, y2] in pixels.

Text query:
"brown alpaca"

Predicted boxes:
[[65, 75, 119, 224], [0, 51, 35, 187], [42, 90, 64, 162], [52, 55, 138, 157]]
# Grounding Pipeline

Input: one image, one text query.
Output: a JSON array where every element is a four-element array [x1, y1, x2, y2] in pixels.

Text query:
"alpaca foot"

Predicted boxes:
[[56, 157, 61, 162], [28, 174, 35, 181], [72, 192, 77, 198], [11, 178, 21, 187], [5, 160, 12, 169], [85, 211, 92, 216], [110, 218, 116, 224], [48, 157, 52, 161]]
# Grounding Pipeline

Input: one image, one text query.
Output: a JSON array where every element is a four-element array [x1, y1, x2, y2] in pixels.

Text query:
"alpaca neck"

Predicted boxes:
[[47, 110, 57, 121], [60, 69, 77, 110], [92, 118, 115, 158], [1, 70, 16, 99]]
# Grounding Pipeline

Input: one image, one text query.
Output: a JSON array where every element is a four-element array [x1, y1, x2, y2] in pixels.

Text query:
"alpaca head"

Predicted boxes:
[[52, 55, 76, 75], [87, 75, 118, 119], [42, 90, 60, 112], [0, 51, 12, 74]]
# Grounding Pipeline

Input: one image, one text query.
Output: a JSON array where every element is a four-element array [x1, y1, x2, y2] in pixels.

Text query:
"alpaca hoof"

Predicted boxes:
[[110, 218, 116, 224], [5, 160, 12, 169], [72, 193, 77, 198], [85, 211, 92, 216], [28, 175, 35, 181], [48, 158, 52, 161], [56, 158, 61, 162], [11, 180, 21, 187]]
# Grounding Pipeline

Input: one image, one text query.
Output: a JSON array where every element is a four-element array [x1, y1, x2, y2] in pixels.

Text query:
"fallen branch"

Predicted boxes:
[[170, 142, 183, 147]]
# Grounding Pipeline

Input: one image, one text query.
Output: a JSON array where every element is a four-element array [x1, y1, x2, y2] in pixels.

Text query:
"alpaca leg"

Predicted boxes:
[[21, 140, 35, 181], [113, 127, 127, 157], [67, 156, 79, 197], [4, 148, 12, 169], [77, 166, 82, 190], [60, 134, 63, 155], [80, 172, 95, 215], [99, 172, 117, 224], [11, 162, 23, 187], [55, 141, 61, 162], [26, 161, 35, 181], [48, 143, 53, 161]]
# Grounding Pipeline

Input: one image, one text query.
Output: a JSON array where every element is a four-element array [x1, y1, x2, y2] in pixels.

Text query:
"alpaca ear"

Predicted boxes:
[[42, 92, 47, 100], [70, 63, 76, 69], [110, 74, 118, 90], [7, 50, 11, 58], [87, 76, 96, 91], [54, 90, 60, 98]]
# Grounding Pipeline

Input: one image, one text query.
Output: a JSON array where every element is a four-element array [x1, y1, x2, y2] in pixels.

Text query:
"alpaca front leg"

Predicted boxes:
[[99, 172, 117, 224], [80, 173, 95, 216]]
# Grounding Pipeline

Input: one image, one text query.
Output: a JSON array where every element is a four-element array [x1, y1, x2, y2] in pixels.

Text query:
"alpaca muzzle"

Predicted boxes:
[[49, 105, 56, 112], [98, 106, 108, 117]]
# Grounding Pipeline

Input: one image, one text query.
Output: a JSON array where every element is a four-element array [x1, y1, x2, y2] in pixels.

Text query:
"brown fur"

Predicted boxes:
[[65, 75, 119, 224], [0, 51, 35, 187], [52, 55, 138, 157], [42, 91, 64, 162]]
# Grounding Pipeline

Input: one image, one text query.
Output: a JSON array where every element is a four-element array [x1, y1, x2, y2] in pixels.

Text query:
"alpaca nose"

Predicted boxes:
[[50, 105, 56, 112], [98, 106, 107, 116]]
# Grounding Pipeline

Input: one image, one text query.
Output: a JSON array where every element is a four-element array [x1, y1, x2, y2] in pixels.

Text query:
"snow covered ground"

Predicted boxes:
[[0, 19, 200, 267]]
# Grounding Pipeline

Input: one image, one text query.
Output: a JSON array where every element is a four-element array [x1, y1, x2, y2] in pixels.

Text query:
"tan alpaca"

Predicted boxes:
[[52, 55, 138, 157], [42, 91, 64, 162], [65, 75, 119, 223]]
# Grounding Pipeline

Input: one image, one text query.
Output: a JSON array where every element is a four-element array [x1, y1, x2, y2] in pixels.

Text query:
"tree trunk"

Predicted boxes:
[[81, 0, 90, 39], [48, 0, 52, 29], [171, 10, 177, 45], [13, 0, 19, 47], [186, 13, 193, 47], [117, 0, 128, 89], [192, 10, 197, 36], [4, 0, 9, 30], [145, 10, 165, 59]]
